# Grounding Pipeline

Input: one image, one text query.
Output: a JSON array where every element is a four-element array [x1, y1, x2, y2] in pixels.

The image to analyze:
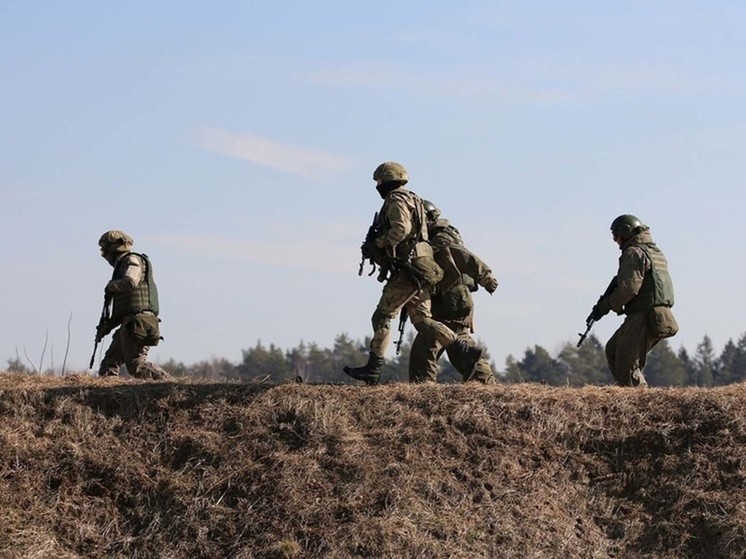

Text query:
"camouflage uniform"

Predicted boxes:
[[344, 162, 483, 384], [409, 218, 498, 384], [367, 188, 461, 357], [595, 227, 678, 387], [97, 231, 169, 380]]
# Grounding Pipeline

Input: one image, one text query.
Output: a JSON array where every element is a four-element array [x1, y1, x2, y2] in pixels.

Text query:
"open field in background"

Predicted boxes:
[[0, 372, 744, 558]]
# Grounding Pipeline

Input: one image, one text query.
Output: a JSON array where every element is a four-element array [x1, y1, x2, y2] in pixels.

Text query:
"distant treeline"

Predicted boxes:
[[6, 332, 742, 386], [148, 331, 745, 387]]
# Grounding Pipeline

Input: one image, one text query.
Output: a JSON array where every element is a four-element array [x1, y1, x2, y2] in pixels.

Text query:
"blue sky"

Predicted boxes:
[[1, 1, 744, 373]]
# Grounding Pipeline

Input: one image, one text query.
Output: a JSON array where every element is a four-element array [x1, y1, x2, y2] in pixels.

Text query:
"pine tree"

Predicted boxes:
[[645, 340, 687, 386], [693, 335, 716, 387]]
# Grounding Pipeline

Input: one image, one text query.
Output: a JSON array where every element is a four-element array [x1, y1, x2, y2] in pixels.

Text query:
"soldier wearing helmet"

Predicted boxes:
[[343, 162, 484, 385], [590, 215, 678, 387], [95, 230, 169, 380], [409, 200, 499, 384]]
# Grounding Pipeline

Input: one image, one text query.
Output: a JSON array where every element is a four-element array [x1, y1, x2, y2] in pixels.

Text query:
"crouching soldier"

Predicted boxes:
[[96, 230, 170, 380]]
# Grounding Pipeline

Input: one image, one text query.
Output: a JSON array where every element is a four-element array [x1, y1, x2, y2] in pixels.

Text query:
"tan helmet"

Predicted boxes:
[[373, 161, 409, 185], [98, 230, 134, 254]]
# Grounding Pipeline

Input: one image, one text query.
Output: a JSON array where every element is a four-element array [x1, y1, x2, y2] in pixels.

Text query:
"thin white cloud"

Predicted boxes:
[[147, 234, 356, 274], [306, 59, 728, 103], [198, 128, 354, 179]]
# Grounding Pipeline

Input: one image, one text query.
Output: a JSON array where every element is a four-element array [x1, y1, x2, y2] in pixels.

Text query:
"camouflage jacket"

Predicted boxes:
[[608, 228, 674, 314]]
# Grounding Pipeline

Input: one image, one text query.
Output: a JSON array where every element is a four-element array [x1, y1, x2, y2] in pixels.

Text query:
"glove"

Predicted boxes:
[[95, 321, 112, 343], [482, 274, 499, 294], [590, 298, 611, 321]]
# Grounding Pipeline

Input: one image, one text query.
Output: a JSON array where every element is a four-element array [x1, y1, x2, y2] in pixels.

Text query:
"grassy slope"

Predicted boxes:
[[0, 373, 744, 559]]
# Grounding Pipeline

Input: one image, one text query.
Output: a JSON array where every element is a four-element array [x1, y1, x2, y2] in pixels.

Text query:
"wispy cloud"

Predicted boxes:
[[197, 128, 354, 179], [147, 234, 357, 274], [306, 59, 728, 104]]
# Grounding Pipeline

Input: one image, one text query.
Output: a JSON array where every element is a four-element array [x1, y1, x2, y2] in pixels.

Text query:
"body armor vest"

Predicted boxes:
[[110, 252, 160, 325], [429, 222, 474, 323], [623, 242, 674, 313]]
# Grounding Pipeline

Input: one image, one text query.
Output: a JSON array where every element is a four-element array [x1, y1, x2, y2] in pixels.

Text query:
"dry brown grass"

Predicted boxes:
[[0, 372, 744, 558]]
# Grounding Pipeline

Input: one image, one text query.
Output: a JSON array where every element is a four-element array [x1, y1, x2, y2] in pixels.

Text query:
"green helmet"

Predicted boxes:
[[373, 161, 409, 185], [98, 230, 134, 253], [423, 199, 441, 221], [610, 214, 644, 238]]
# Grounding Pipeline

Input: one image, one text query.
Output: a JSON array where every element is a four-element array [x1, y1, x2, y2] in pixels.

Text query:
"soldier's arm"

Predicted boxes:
[[105, 254, 144, 294], [607, 248, 649, 313], [450, 246, 495, 282], [376, 194, 413, 250]]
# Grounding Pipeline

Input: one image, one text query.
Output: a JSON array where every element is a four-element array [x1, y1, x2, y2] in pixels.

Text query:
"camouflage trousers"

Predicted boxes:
[[99, 320, 170, 380], [370, 271, 458, 357], [409, 321, 495, 384], [605, 310, 660, 387]]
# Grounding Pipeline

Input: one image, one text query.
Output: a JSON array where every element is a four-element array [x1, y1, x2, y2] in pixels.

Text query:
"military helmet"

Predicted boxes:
[[610, 214, 644, 238], [98, 230, 134, 253], [373, 161, 409, 185], [423, 199, 441, 221]]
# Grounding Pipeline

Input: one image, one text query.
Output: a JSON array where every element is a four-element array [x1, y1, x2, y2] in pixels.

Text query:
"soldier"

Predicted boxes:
[[409, 201, 498, 383], [96, 230, 169, 380], [590, 215, 678, 387], [343, 162, 484, 385]]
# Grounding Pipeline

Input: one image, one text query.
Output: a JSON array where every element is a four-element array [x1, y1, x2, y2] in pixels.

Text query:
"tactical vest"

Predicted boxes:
[[380, 189, 428, 259], [110, 252, 160, 325], [429, 221, 474, 323], [429, 220, 464, 249], [623, 242, 674, 313]]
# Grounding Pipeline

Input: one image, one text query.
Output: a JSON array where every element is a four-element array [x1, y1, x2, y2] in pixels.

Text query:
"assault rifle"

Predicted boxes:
[[577, 276, 618, 348], [358, 211, 380, 277], [89, 294, 112, 369], [394, 307, 408, 355]]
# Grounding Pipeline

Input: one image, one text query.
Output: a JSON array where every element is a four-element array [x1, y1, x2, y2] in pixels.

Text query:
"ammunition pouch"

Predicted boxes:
[[647, 306, 679, 339], [409, 242, 444, 287], [127, 312, 162, 346]]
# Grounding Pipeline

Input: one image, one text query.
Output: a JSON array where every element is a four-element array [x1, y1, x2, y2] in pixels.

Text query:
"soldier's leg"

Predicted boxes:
[[407, 289, 483, 378], [369, 274, 420, 357], [445, 326, 495, 384], [607, 313, 649, 387], [344, 274, 418, 384], [119, 325, 170, 380], [604, 328, 621, 383], [98, 328, 125, 377], [409, 330, 444, 383]]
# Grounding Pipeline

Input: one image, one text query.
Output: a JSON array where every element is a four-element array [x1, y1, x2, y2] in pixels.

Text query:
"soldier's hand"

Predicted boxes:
[[482, 274, 499, 294], [95, 322, 111, 342], [590, 298, 611, 321]]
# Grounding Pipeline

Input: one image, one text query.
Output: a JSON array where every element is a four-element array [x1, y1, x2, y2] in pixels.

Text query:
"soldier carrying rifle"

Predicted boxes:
[[343, 161, 484, 385], [580, 215, 678, 387], [93, 230, 170, 380]]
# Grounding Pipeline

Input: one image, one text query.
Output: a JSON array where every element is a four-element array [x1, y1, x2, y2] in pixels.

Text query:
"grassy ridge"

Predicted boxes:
[[0, 373, 744, 558]]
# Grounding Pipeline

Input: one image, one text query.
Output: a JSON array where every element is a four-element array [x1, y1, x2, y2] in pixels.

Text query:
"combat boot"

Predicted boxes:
[[343, 352, 384, 385], [448, 338, 484, 381]]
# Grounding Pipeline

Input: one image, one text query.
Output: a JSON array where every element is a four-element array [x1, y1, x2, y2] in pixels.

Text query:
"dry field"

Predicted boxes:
[[0, 372, 744, 558]]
